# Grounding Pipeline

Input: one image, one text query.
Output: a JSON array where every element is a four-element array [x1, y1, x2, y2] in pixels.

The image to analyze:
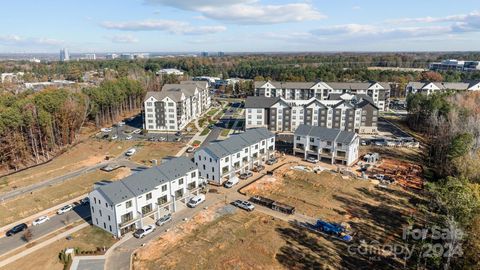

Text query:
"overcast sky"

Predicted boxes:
[[1, 0, 480, 53]]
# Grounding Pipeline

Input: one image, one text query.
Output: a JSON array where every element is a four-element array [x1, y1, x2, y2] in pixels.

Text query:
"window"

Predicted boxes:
[[126, 200, 132, 208], [147, 102, 152, 106], [222, 166, 229, 174], [337, 143, 342, 147], [296, 136, 301, 140], [310, 138, 314, 143], [191, 171, 196, 178], [109, 225, 112, 232], [327, 141, 332, 146], [158, 195, 168, 205], [104, 223, 106, 229], [108, 215, 111, 221], [225, 157, 229, 162], [94, 197, 97, 204], [146, 193, 152, 200], [91, 206, 94, 213], [161, 185, 167, 192], [99, 209, 102, 217], [244, 148, 248, 153], [105, 202, 108, 207], [179, 178, 184, 185], [237, 153, 240, 158], [141, 204, 153, 215]]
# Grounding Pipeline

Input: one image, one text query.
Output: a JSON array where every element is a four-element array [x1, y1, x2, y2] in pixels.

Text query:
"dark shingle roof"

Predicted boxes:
[[95, 157, 196, 205], [245, 96, 282, 108], [295, 124, 357, 144]]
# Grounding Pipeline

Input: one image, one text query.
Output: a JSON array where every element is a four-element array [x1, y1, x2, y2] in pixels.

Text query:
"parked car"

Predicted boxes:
[[187, 194, 206, 208], [232, 200, 255, 212], [156, 213, 172, 226], [125, 135, 133, 140], [208, 124, 215, 129], [186, 147, 195, 153], [111, 135, 118, 140], [100, 164, 124, 172], [174, 137, 181, 142], [32, 216, 50, 226], [158, 137, 166, 141], [133, 224, 156, 238], [132, 129, 142, 134], [253, 165, 265, 172], [57, 204, 74, 215], [175, 131, 182, 136], [117, 121, 126, 127], [306, 157, 319, 163], [6, 223, 28, 237], [266, 158, 278, 165], [239, 171, 253, 179], [80, 197, 90, 205], [101, 128, 112, 133], [125, 148, 136, 156], [224, 177, 239, 188]]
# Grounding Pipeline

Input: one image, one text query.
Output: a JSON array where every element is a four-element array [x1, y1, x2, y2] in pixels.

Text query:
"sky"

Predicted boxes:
[[1, 0, 480, 53]]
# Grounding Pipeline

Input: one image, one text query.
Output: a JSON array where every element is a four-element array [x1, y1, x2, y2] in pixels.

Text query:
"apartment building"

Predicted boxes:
[[406, 81, 480, 95], [194, 128, 275, 186], [293, 124, 359, 166], [254, 81, 390, 111], [144, 81, 211, 131], [245, 94, 378, 134], [88, 157, 203, 237]]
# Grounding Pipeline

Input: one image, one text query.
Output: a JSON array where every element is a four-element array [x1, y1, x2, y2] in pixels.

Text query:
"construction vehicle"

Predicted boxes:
[[303, 219, 353, 242]]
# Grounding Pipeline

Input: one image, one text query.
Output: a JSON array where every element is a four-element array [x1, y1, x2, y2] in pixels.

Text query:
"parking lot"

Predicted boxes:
[[95, 114, 193, 143]]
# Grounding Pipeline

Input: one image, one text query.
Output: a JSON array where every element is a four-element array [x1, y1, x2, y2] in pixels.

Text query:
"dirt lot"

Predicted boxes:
[[0, 139, 136, 193], [2, 226, 117, 270], [130, 142, 185, 165], [0, 167, 131, 227]]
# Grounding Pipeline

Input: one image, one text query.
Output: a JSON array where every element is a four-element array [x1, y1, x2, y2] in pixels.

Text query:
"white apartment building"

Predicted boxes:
[[245, 95, 378, 134], [429, 59, 480, 72], [293, 124, 359, 166], [254, 81, 390, 111], [194, 128, 275, 186], [144, 81, 211, 132], [88, 157, 203, 237], [406, 81, 480, 95]]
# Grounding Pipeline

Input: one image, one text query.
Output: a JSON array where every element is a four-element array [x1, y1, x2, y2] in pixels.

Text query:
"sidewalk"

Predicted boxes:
[[0, 222, 89, 268]]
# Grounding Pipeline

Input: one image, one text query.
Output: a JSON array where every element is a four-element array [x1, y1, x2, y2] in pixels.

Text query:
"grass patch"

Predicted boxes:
[[192, 140, 202, 147], [200, 128, 211, 136], [207, 108, 219, 116], [131, 142, 184, 164], [220, 129, 231, 137]]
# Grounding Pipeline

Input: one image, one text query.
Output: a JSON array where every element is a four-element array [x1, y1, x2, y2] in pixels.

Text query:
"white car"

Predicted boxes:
[[101, 128, 112, 133], [111, 135, 118, 140], [306, 157, 318, 163], [132, 129, 142, 134], [32, 215, 50, 226], [187, 194, 206, 208], [125, 148, 136, 156], [232, 200, 255, 212], [57, 205, 74, 215], [125, 135, 133, 140], [117, 121, 126, 127], [133, 224, 156, 238]]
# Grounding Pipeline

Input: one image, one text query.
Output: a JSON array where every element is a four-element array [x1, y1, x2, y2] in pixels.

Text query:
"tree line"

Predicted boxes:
[[0, 78, 145, 173], [406, 92, 480, 269]]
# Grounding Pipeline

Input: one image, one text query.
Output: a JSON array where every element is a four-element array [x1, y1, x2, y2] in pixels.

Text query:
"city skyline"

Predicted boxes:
[[0, 0, 480, 53]]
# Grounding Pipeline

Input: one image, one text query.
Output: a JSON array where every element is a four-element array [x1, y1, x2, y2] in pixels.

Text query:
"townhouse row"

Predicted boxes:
[[293, 124, 359, 166], [406, 81, 480, 95], [194, 127, 275, 186], [143, 81, 211, 132], [254, 81, 390, 111], [89, 157, 203, 237], [244, 94, 378, 134]]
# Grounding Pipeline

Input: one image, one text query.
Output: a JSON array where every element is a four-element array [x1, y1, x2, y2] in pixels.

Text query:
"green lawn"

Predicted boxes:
[[200, 128, 211, 136]]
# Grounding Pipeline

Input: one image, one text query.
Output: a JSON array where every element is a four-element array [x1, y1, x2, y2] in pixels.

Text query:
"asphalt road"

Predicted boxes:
[[0, 203, 91, 256]]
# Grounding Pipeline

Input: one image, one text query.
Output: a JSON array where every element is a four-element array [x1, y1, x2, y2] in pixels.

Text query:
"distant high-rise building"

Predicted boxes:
[[106, 53, 119, 60], [85, 53, 96, 60], [217, 51, 225, 57], [201, 52, 209, 57], [60, 48, 70, 62]]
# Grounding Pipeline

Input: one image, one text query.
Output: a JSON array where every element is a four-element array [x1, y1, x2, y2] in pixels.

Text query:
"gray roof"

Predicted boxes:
[[199, 128, 275, 159], [144, 82, 204, 102], [295, 124, 357, 144], [407, 81, 480, 91], [95, 157, 196, 205], [255, 81, 391, 90], [245, 96, 282, 108]]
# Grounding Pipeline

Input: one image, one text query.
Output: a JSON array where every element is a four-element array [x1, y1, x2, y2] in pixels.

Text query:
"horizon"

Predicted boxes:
[[1, 0, 480, 53]]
